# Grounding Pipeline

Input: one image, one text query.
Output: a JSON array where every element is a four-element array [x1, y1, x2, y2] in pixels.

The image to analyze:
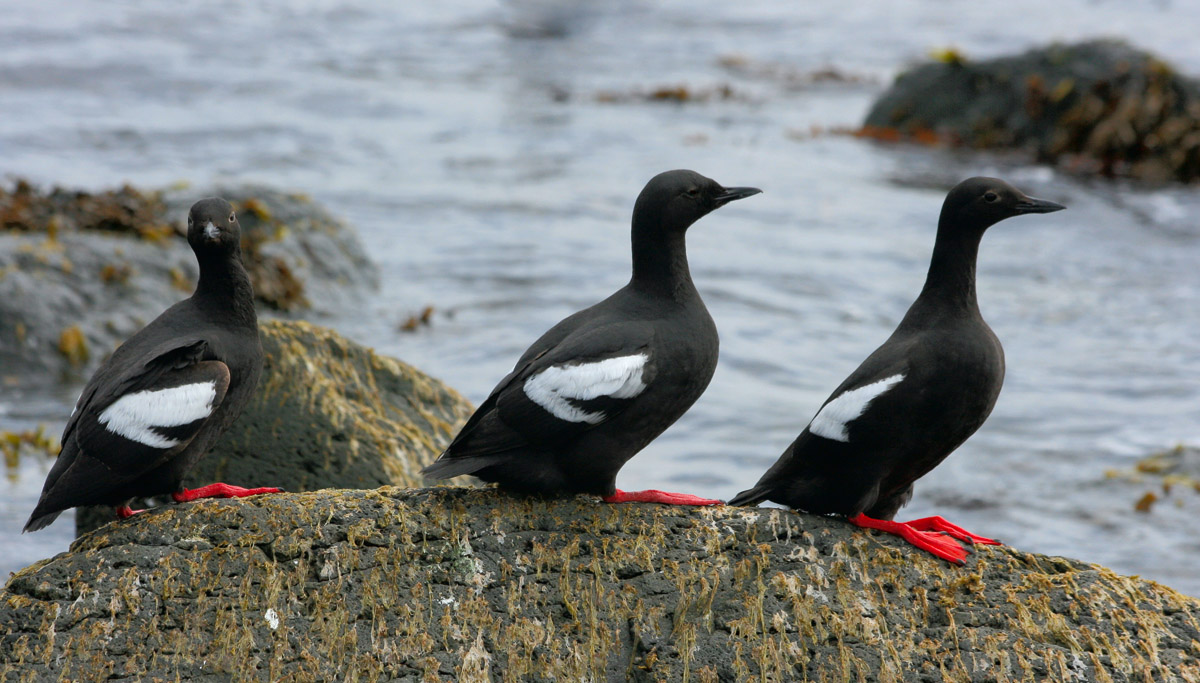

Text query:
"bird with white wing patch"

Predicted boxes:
[[807, 373, 905, 443], [730, 177, 1066, 564], [98, 381, 221, 449], [522, 354, 648, 424], [423, 170, 761, 504], [23, 198, 281, 533]]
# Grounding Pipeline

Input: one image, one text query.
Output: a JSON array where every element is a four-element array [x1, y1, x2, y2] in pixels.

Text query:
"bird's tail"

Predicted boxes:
[[23, 508, 63, 534], [727, 485, 772, 508], [422, 453, 506, 481]]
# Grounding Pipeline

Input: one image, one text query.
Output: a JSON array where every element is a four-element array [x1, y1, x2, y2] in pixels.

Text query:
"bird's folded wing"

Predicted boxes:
[[73, 340, 230, 477], [59, 337, 207, 451], [447, 323, 658, 456], [808, 354, 911, 444]]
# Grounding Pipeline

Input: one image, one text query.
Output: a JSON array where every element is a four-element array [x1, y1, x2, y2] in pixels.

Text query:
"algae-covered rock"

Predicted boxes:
[[162, 186, 379, 313], [7, 487, 1199, 682], [76, 320, 474, 536], [0, 181, 377, 385], [863, 40, 1200, 183]]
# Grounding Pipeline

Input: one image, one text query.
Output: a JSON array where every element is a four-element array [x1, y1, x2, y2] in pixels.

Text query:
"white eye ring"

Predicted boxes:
[[228, 212, 236, 222]]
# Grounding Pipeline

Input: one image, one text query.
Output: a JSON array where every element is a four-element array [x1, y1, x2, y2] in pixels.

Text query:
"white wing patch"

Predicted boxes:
[[808, 373, 905, 443], [523, 354, 648, 424], [98, 381, 218, 449]]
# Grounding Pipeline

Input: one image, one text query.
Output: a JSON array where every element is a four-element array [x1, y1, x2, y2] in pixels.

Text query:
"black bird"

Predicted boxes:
[[24, 198, 281, 532], [423, 170, 761, 504], [729, 177, 1065, 563]]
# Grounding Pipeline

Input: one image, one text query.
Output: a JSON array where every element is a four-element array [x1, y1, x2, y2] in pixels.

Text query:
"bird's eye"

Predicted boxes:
[[229, 212, 236, 223], [983, 191, 999, 203], [188, 216, 193, 226], [685, 188, 700, 198]]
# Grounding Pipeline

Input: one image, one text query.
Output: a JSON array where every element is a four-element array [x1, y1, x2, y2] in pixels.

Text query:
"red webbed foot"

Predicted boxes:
[[847, 513, 971, 565], [171, 483, 284, 503], [602, 488, 723, 506], [116, 504, 145, 519], [903, 515, 1000, 546]]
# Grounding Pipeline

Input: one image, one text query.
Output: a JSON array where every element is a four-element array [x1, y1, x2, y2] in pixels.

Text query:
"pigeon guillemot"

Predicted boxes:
[[423, 170, 761, 504], [729, 177, 1065, 563], [23, 198, 281, 532]]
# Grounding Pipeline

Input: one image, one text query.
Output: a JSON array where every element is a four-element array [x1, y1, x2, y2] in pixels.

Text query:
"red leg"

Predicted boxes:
[[116, 504, 145, 519], [601, 488, 723, 506], [903, 515, 1000, 546], [847, 513, 970, 565], [171, 482, 283, 503]]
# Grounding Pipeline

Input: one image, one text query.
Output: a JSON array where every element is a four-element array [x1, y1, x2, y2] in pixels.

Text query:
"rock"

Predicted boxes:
[[162, 186, 379, 313], [862, 40, 1200, 183], [76, 320, 474, 535], [0, 181, 378, 385], [5, 487, 1199, 682]]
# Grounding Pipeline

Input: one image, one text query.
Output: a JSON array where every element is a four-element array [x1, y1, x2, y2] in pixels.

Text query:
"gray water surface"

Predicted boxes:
[[2, 0, 1198, 595]]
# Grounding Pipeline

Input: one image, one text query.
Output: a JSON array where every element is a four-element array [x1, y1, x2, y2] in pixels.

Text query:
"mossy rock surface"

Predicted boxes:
[[0, 181, 376, 385], [8, 487, 1199, 682], [863, 39, 1200, 183], [76, 320, 473, 535]]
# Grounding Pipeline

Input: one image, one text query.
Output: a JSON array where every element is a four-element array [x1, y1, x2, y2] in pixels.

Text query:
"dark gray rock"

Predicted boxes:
[[162, 186, 379, 314], [76, 320, 474, 535], [863, 39, 1200, 183], [5, 487, 1200, 681], [0, 182, 378, 386], [0, 228, 198, 384]]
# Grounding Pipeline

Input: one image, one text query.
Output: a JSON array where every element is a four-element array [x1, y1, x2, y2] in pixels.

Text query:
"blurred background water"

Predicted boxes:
[[1, 0, 1198, 595]]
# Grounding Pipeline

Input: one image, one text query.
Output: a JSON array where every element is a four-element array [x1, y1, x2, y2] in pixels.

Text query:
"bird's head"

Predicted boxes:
[[187, 197, 242, 255], [940, 177, 1065, 233], [632, 169, 761, 235]]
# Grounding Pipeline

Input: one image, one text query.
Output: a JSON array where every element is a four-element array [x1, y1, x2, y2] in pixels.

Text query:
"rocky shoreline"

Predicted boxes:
[[5, 37, 1200, 681], [3, 486, 1198, 681]]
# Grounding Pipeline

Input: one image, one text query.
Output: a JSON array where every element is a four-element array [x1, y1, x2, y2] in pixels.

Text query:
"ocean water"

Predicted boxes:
[[1, 0, 1198, 596]]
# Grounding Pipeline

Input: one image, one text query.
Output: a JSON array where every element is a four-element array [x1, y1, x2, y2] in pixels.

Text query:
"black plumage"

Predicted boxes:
[[24, 198, 280, 532], [423, 170, 760, 504], [730, 177, 1065, 563]]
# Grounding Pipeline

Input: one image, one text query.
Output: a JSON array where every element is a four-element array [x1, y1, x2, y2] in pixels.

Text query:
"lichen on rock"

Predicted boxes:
[[6, 487, 1199, 682]]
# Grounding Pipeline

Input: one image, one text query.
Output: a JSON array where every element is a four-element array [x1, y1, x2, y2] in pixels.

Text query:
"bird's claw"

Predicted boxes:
[[847, 513, 995, 565], [903, 515, 1000, 545], [115, 504, 146, 519], [171, 483, 284, 503], [602, 488, 723, 506]]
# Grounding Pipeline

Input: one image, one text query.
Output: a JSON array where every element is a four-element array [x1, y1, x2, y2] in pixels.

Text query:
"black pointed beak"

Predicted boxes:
[[714, 186, 762, 207], [1014, 196, 1066, 214]]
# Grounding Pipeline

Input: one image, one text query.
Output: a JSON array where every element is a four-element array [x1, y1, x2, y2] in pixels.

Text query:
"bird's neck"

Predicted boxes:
[[910, 225, 985, 319], [629, 228, 697, 301], [193, 250, 259, 327]]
